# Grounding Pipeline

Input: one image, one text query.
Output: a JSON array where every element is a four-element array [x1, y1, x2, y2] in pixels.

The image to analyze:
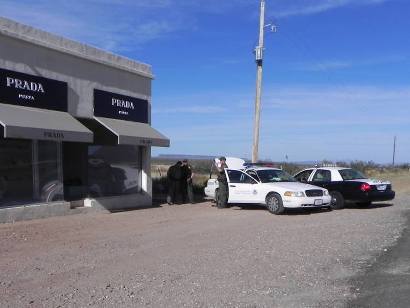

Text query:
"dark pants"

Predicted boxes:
[[187, 180, 194, 203], [182, 179, 194, 203], [217, 180, 228, 208], [181, 181, 187, 203], [181, 180, 194, 203], [168, 180, 181, 204]]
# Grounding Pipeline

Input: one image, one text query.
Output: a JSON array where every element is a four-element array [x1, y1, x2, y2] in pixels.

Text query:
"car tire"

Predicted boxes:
[[357, 201, 372, 207], [330, 191, 345, 210], [266, 193, 285, 215]]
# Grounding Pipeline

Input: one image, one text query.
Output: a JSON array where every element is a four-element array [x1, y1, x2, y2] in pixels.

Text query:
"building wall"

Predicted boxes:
[[0, 34, 152, 121], [0, 17, 157, 215], [0, 17, 152, 122]]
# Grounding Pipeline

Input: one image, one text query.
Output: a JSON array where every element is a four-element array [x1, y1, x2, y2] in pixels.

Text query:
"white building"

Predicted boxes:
[[0, 17, 169, 222]]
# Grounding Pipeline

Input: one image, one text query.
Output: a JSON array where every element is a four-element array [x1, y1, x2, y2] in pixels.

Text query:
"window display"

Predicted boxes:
[[87, 145, 142, 198], [0, 139, 63, 208]]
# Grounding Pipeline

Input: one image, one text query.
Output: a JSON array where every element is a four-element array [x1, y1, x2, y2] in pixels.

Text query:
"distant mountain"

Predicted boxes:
[[155, 155, 320, 164], [156, 154, 215, 160]]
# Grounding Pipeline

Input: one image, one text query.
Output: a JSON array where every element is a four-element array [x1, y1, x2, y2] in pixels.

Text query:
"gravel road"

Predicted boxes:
[[1, 191, 409, 307]]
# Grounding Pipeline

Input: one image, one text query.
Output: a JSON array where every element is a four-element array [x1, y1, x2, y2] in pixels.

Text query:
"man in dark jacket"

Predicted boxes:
[[181, 159, 194, 204], [167, 161, 182, 204]]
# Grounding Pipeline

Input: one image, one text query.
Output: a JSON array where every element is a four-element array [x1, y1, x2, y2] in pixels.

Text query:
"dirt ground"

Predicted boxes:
[[1, 173, 409, 307]]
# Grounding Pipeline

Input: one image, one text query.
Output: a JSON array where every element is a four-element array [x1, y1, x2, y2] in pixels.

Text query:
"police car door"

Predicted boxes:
[[225, 169, 258, 203]]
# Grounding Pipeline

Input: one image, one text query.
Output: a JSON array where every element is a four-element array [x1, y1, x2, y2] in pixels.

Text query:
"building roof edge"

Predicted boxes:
[[0, 17, 154, 79]]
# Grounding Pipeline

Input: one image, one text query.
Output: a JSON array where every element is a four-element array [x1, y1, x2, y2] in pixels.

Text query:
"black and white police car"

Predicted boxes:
[[294, 166, 395, 209]]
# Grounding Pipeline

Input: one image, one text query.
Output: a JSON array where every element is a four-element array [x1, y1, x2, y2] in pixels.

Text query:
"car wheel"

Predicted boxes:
[[266, 193, 285, 215], [330, 191, 345, 210], [357, 201, 372, 207]]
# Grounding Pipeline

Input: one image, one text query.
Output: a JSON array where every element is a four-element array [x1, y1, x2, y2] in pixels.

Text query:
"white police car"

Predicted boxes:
[[205, 166, 331, 214]]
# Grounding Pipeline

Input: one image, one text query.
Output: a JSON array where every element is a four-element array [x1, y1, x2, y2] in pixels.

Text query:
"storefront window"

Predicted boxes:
[[87, 145, 142, 198], [38, 141, 63, 202], [0, 139, 33, 207], [0, 139, 63, 208]]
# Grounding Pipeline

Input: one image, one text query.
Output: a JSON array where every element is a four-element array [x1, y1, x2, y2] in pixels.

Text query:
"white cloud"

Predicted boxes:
[[293, 55, 408, 72], [297, 60, 353, 71], [272, 0, 390, 18], [153, 105, 227, 114], [153, 84, 410, 162], [0, 0, 394, 53], [262, 85, 410, 111], [0, 0, 188, 52]]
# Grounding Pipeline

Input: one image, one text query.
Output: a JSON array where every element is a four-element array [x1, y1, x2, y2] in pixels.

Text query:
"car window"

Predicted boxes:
[[295, 169, 313, 182], [240, 173, 258, 184], [256, 169, 296, 183], [312, 169, 331, 182], [246, 170, 260, 182], [227, 170, 257, 184], [338, 169, 366, 180], [227, 170, 242, 183]]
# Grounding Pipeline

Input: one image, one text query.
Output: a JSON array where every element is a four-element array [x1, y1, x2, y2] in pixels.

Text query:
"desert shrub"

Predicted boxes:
[[280, 163, 310, 175], [349, 160, 379, 173]]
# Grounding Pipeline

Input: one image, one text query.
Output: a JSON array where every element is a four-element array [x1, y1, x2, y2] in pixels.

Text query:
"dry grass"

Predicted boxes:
[[371, 170, 410, 194]]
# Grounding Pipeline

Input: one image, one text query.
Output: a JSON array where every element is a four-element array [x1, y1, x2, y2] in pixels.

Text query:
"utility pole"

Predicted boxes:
[[252, 0, 266, 163], [392, 136, 396, 166]]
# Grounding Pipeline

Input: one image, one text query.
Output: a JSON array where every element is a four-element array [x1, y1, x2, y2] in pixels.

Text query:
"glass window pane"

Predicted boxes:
[[227, 170, 242, 183], [38, 141, 63, 202], [312, 169, 331, 182], [0, 139, 33, 207], [87, 145, 142, 197]]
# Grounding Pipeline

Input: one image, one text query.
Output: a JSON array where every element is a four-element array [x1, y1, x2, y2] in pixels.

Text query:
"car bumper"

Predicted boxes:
[[282, 195, 332, 208], [353, 190, 395, 202]]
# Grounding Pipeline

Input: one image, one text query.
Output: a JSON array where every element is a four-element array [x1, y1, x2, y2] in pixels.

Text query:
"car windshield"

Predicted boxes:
[[256, 169, 297, 183], [339, 168, 366, 180]]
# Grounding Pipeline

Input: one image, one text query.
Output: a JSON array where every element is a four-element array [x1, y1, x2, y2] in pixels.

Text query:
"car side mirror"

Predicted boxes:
[[300, 177, 307, 183]]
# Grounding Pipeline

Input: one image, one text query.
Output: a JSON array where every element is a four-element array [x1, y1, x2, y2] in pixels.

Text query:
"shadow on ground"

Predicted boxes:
[[231, 204, 332, 216], [346, 202, 394, 210]]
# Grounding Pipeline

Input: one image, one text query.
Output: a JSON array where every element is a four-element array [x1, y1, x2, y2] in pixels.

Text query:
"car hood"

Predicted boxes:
[[262, 182, 325, 191], [345, 178, 391, 185]]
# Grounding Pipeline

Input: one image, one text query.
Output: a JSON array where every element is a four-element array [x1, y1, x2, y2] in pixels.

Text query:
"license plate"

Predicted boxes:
[[377, 185, 387, 191], [314, 199, 323, 206]]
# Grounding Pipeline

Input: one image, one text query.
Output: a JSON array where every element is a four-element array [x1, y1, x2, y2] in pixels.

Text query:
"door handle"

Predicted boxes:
[[229, 185, 236, 187]]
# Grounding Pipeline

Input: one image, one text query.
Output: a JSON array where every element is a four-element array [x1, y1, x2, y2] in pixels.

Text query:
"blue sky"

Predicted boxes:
[[1, 0, 409, 163]]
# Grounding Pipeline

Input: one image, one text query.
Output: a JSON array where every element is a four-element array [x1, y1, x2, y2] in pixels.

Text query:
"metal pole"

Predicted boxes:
[[252, 0, 265, 163], [392, 136, 396, 166]]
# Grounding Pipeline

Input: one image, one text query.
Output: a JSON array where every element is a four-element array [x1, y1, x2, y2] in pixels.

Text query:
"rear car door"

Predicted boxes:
[[310, 169, 332, 189], [225, 169, 259, 203]]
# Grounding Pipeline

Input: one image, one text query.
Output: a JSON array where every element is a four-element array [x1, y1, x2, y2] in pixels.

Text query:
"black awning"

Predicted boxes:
[[0, 103, 93, 142], [80, 116, 169, 147]]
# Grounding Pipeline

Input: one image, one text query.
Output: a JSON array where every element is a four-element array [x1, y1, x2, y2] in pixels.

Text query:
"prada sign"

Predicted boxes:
[[94, 89, 148, 123], [0, 68, 67, 111], [43, 131, 65, 140]]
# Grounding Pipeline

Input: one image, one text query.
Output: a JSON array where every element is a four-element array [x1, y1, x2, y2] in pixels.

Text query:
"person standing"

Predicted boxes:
[[181, 159, 194, 204], [215, 157, 229, 208], [166, 161, 182, 204]]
